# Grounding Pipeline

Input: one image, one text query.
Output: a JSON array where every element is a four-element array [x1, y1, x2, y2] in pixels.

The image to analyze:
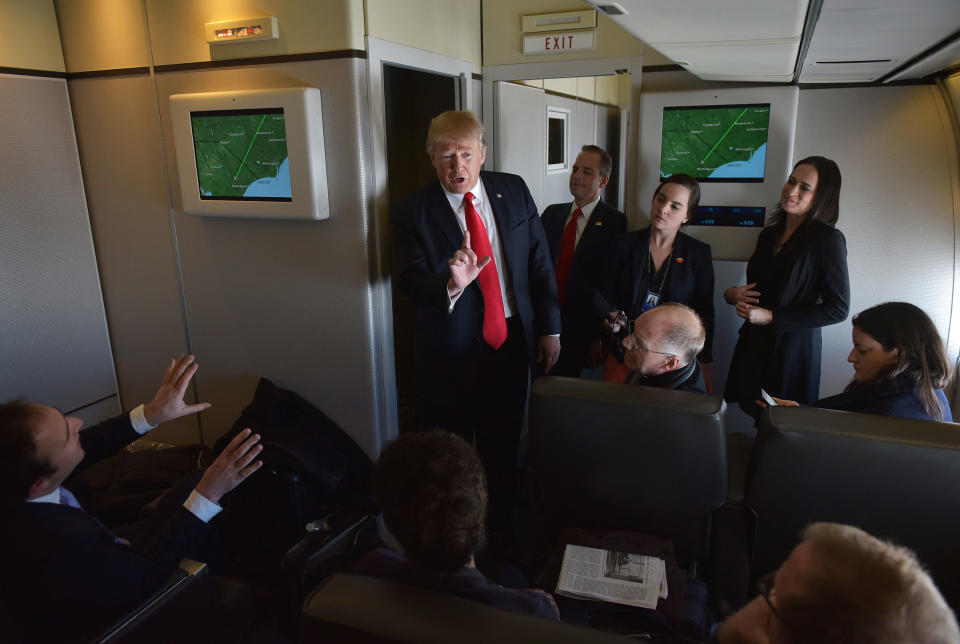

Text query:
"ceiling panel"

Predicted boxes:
[[588, 0, 960, 83], [799, 0, 960, 82]]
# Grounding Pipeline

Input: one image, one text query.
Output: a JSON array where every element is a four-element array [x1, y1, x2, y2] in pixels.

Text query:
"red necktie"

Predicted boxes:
[[555, 208, 582, 307], [463, 193, 508, 349]]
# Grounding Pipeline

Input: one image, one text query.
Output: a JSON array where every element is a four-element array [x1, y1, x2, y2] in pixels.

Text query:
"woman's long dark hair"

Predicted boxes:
[[848, 302, 951, 420], [769, 156, 842, 228]]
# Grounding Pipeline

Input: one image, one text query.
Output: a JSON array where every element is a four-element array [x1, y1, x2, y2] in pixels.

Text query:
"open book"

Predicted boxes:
[[555, 544, 667, 610]]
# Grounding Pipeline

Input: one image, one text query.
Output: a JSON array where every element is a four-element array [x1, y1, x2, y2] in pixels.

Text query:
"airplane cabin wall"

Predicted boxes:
[[0, 0, 123, 427]]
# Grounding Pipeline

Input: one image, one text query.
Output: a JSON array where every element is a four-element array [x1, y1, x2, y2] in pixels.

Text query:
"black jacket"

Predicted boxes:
[[541, 200, 626, 375], [725, 219, 850, 417], [392, 171, 561, 403], [596, 227, 715, 363]]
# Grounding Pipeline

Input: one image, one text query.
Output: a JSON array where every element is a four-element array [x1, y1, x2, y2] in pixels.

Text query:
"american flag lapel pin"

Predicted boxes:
[[496, 193, 503, 198]]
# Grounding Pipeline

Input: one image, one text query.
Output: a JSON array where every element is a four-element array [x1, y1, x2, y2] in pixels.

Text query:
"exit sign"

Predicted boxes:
[[523, 30, 596, 56]]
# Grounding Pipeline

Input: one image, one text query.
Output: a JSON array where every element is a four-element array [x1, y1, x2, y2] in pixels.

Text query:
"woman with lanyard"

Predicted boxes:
[[724, 156, 850, 421], [594, 173, 715, 387]]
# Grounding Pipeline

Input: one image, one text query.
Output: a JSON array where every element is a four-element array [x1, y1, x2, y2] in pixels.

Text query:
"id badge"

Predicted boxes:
[[641, 291, 661, 313]]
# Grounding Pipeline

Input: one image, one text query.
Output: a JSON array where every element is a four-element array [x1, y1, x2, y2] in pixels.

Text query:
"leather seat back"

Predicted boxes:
[[527, 377, 727, 564], [746, 406, 960, 608]]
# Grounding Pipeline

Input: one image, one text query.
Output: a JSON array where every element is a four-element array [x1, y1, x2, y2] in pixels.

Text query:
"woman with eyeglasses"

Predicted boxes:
[[759, 302, 952, 421], [594, 173, 715, 386], [724, 156, 850, 421]]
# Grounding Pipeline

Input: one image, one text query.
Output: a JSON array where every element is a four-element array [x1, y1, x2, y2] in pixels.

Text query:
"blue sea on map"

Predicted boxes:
[[708, 143, 767, 179], [244, 158, 291, 198]]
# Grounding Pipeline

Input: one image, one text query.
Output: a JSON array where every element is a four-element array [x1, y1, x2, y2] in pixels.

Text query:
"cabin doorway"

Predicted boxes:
[[383, 64, 458, 434], [366, 38, 475, 447]]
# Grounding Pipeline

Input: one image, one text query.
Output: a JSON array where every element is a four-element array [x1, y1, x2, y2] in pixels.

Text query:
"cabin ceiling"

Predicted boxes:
[[586, 0, 960, 83]]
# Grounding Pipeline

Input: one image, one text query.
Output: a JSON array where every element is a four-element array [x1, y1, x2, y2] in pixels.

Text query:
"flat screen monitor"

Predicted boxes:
[[660, 103, 770, 182], [190, 108, 291, 201], [170, 88, 329, 220]]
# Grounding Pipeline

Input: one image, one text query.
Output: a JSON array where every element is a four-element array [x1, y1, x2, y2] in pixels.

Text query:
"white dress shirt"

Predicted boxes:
[[28, 404, 221, 523], [564, 196, 602, 247], [443, 179, 517, 317]]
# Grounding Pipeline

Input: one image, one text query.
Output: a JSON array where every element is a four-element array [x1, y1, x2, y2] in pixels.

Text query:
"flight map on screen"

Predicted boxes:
[[190, 108, 292, 201], [660, 104, 770, 182]]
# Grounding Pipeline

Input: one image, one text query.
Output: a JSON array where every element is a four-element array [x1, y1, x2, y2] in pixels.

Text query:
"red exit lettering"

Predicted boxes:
[[544, 35, 577, 50]]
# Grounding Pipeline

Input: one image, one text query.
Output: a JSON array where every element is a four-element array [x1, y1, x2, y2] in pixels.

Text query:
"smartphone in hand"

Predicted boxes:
[[761, 389, 778, 406]]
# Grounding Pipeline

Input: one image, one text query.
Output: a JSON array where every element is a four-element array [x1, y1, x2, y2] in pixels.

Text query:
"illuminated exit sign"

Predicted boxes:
[[523, 30, 596, 56]]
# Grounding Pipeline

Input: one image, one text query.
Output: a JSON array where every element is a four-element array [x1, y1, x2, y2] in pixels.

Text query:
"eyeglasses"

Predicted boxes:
[[622, 330, 676, 357], [757, 570, 783, 623]]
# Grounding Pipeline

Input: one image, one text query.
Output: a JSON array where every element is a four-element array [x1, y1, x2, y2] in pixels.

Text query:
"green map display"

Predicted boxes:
[[660, 104, 770, 182], [190, 108, 291, 200]]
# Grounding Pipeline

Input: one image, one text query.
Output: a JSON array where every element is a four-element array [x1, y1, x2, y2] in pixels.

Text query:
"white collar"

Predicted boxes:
[[442, 178, 483, 212], [28, 487, 61, 504]]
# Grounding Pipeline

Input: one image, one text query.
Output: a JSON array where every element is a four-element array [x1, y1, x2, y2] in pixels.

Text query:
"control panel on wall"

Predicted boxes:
[[170, 87, 329, 220]]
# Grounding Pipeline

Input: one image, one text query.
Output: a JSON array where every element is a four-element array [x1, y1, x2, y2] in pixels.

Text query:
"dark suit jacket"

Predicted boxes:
[[815, 376, 952, 422], [541, 200, 626, 374], [595, 227, 715, 362], [392, 171, 561, 402], [725, 219, 850, 413], [354, 549, 560, 620], [0, 414, 210, 642]]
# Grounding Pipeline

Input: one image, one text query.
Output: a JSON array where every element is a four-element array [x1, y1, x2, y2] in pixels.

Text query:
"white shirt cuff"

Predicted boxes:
[[447, 287, 463, 312], [129, 404, 157, 435], [183, 489, 222, 523]]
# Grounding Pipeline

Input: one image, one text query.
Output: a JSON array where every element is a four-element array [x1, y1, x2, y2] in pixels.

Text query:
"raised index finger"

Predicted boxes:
[[462, 229, 471, 250]]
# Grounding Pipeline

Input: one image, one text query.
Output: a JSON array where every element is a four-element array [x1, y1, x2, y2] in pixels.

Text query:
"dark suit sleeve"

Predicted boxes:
[[59, 506, 209, 610], [392, 200, 453, 314], [773, 228, 850, 331], [525, 186, 562, 336], [593, 232, 629, 318], [692, 243, 716, 363], [76, 414, 140, 471]]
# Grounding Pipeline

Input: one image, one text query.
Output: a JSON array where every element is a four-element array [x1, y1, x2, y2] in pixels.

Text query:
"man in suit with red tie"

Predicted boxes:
[[391, 111, 561, 537], [541, 145, 627, 377]]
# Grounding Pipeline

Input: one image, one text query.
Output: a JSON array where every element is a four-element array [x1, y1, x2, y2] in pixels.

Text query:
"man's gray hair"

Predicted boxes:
[[657, 303, 705, 365]]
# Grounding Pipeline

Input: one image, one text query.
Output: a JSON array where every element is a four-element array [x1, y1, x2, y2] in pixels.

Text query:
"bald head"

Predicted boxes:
[[624, 304, 705, 376]]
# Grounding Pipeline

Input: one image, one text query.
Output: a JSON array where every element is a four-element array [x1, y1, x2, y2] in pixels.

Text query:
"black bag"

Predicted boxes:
[[212, 378, 377, 579]]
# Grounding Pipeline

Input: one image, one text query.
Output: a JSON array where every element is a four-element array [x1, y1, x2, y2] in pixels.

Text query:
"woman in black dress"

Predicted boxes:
[[595, 173, 715, 386], [724, 156, 850, 420]]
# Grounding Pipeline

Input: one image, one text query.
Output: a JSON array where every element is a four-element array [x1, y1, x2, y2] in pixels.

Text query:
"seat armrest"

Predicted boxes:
[[92, 559, 208, 643]]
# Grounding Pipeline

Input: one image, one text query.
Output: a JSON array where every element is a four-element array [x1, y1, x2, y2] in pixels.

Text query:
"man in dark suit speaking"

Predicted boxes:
[[0, 354, 262, 641], [391, 110, 560, 533], [541, 145, 626, 377]]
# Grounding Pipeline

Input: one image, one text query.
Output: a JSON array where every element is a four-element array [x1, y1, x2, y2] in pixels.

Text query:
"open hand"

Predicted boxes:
[[725, 282, 761, 306], [194, 428, 263, 503], [447, 230, 491, 297], [143, 354, 212, 426]]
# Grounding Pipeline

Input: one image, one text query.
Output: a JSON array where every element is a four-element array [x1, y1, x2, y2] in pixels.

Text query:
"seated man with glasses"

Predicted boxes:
[[718, 522, 959, 643], [621, 302, 706, 393]]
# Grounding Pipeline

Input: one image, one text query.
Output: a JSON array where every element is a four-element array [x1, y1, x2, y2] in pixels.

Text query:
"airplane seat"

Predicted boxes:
[[746, 405, 960, 610], [526, 377, 728, 567], [301, 572, 631, 643]]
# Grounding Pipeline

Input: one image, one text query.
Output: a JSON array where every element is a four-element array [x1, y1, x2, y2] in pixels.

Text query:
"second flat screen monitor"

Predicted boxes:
[[190, 107, 292, 201], [660, 103, 770, 183]]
